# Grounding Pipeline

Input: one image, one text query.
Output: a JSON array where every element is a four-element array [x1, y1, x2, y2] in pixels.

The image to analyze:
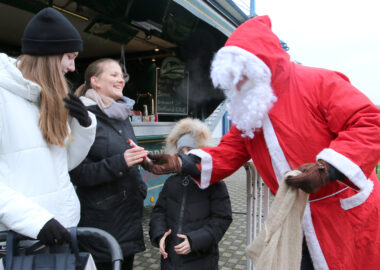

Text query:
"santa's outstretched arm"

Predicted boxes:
[[185, 125, 251, 189]]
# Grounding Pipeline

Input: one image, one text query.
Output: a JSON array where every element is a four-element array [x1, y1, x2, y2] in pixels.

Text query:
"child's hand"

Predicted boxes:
[[174, 234, 191, 255], [159, 229, 172, 259]]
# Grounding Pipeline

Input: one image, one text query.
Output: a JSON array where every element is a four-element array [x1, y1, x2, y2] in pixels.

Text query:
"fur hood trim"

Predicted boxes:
[[165, 118, 212, 154]]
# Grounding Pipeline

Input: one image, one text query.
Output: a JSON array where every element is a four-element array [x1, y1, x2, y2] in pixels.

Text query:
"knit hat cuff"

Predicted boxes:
[[21, 38, 83, 55], [177, 133, 196, 152]]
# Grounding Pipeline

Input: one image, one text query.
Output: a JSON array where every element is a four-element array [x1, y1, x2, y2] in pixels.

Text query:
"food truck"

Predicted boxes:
[[0, 0, 249, 205]]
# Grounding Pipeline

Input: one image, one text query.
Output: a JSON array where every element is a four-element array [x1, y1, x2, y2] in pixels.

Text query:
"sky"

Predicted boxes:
[[233, 0, 380, 105]]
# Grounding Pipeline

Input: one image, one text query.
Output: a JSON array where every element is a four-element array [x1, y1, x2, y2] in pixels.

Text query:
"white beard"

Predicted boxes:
[[224, 82, 276, 138], [211, 46, 277, 138]]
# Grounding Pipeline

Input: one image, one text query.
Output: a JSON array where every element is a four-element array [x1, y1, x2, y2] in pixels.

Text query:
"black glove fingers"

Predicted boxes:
[[64, 105, 88, 121], [51, 229, 63, 245], [67, 93, 82, 103], [68, 92, 80, 100], [69, 93, 87, 109], [64, 98, 83, 109], [63, 230, 71, 244], [65, 104, 85, 116], [63, 94, 91, 127], [37, 218, 71, 246]]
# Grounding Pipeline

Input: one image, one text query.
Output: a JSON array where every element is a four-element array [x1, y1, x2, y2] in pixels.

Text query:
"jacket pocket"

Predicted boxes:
[[94, 191, 126, 210], [340, 180, 374, 210]]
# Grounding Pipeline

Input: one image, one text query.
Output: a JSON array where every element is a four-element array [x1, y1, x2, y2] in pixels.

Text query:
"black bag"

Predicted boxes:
[[4, 227, 92, 270]]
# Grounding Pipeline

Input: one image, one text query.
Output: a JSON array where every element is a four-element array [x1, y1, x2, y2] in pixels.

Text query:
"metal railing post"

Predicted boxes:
[[245, 162, 271, 270]]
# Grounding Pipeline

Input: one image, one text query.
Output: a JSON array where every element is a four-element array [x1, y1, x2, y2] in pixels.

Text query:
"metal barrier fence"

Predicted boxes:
[[244, 162, 272, 270]]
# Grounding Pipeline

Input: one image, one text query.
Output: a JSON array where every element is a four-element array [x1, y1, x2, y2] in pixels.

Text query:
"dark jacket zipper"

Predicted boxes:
[[173, 176, 190, 269]]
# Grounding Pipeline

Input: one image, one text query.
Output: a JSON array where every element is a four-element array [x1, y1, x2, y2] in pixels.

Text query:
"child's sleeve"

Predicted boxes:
[[149, 179, 170, 247]]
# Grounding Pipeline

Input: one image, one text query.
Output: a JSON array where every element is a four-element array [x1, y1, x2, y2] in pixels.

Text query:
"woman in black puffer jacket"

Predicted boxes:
[[149, 118, 232, 270], [70, 58, 147, 270]]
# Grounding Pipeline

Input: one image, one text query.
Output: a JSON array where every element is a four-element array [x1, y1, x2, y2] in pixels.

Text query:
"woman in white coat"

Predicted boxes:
[[0, 7, 96, 246]]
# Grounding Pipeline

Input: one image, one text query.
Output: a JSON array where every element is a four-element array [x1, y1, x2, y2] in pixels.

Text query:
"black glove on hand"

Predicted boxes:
[[141, 153, 181, 175], [178, 153, 201, 179], [37, 218, 71, 246], [63, 93, 91, 127], [285, 160, 332, 193]]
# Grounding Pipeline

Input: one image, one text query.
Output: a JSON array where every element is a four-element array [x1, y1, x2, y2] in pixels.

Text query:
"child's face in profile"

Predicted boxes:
[[179, 147, 193, 154]]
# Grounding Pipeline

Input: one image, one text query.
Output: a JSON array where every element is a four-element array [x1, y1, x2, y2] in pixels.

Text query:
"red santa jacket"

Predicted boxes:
[[190, 16, 380, 269]]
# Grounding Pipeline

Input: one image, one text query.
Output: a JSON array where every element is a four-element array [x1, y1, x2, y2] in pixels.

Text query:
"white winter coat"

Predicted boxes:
[[0, 53, 97, 239]]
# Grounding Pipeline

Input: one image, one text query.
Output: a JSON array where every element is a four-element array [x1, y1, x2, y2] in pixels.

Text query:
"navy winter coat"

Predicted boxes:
[[70, 103, 146, 261]]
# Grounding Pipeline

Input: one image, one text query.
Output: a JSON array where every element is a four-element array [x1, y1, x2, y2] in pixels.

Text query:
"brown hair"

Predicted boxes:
[[75, 58, 120, 97], [18, 54, 70, 146]]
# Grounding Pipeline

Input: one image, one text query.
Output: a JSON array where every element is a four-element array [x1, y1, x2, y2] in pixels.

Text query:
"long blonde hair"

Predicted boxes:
[[75, 58, 120, 97], [18, 54, 70, 146]]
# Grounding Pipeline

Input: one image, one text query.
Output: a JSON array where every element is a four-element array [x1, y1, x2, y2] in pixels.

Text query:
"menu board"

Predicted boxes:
[[155, 69, 189, 115]]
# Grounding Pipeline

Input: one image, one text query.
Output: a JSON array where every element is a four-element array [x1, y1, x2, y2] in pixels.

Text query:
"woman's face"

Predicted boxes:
[[60, 52, 78, 74], [92, 61, 125, 100]]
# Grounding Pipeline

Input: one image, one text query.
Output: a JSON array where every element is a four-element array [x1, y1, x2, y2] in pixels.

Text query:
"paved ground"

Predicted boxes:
[[134, 167, 250, 269]]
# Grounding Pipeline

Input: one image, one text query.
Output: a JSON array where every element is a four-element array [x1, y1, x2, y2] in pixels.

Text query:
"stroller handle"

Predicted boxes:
[[77, 227, 123, 264]]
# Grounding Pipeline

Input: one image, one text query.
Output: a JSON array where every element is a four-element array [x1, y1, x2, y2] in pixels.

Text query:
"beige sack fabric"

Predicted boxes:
[[246, 170, 309, 270]]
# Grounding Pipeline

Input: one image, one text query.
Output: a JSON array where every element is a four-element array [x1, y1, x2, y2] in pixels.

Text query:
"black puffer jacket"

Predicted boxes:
[[70, 105, 146, 261], [149, 174, 232, 270]]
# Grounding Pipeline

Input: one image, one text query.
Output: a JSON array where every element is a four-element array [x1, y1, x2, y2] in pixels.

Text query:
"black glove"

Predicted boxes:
[[178, 153, 201, 179], [141, 153, 181, 175], [63, 93, 91, 127], [37, 218, 71, 246]]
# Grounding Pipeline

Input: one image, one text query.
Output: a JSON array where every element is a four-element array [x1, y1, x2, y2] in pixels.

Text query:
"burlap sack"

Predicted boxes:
[[246, 170, 309, 270]]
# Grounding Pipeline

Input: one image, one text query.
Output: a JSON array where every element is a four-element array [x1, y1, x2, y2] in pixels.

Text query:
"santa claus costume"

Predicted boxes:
[[189, 16, 380, 269]]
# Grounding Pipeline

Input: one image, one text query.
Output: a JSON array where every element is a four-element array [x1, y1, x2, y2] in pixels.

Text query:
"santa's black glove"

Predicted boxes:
[[63, 93, 91, 127], [178, 153, 201, 179], [37, 218, 71, 246]]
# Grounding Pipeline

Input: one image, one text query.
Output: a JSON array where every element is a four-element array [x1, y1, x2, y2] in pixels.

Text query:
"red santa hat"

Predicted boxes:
[[210, 15, 291, 92]]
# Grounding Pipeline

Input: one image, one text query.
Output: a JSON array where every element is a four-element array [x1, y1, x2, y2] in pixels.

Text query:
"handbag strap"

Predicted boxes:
[[5, 231, 16, 270], [69, 227, 83, 269]]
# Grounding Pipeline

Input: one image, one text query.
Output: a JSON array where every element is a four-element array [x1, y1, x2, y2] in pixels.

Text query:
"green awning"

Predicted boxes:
[[173, 0, 236, 37]]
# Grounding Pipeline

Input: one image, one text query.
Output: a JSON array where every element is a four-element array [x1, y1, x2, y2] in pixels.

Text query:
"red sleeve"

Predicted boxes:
[[189, 125, 251, 189], [316, 72, 380, 189]]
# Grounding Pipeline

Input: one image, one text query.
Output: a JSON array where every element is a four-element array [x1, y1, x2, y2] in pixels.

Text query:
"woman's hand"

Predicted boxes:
[[174, 234, 191, 255], [159, 229, 172, 259], [123, 146, 148, 167]]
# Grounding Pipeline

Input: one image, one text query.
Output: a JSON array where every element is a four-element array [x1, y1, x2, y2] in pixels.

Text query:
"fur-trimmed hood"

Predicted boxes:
[[165, 118, 212, 154]]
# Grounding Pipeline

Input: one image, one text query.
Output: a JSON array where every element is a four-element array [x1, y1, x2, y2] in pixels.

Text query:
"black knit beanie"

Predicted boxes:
[[21, 7, 83, 55]]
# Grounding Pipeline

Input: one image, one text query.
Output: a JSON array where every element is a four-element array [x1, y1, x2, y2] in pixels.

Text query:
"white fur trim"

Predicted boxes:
[[211, 45, 276, 138], [317, 148, 367, 189], [302, 204, 329, 270], [262, 114, 290, 183], [340, 180, 374, 210], [215, 46, 271, 83], [188, 149, 212, 189], [317, 148, 374, 210]]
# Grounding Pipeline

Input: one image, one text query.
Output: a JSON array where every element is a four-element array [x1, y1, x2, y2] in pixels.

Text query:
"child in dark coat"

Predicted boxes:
[[149, 118, 232, 270]]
